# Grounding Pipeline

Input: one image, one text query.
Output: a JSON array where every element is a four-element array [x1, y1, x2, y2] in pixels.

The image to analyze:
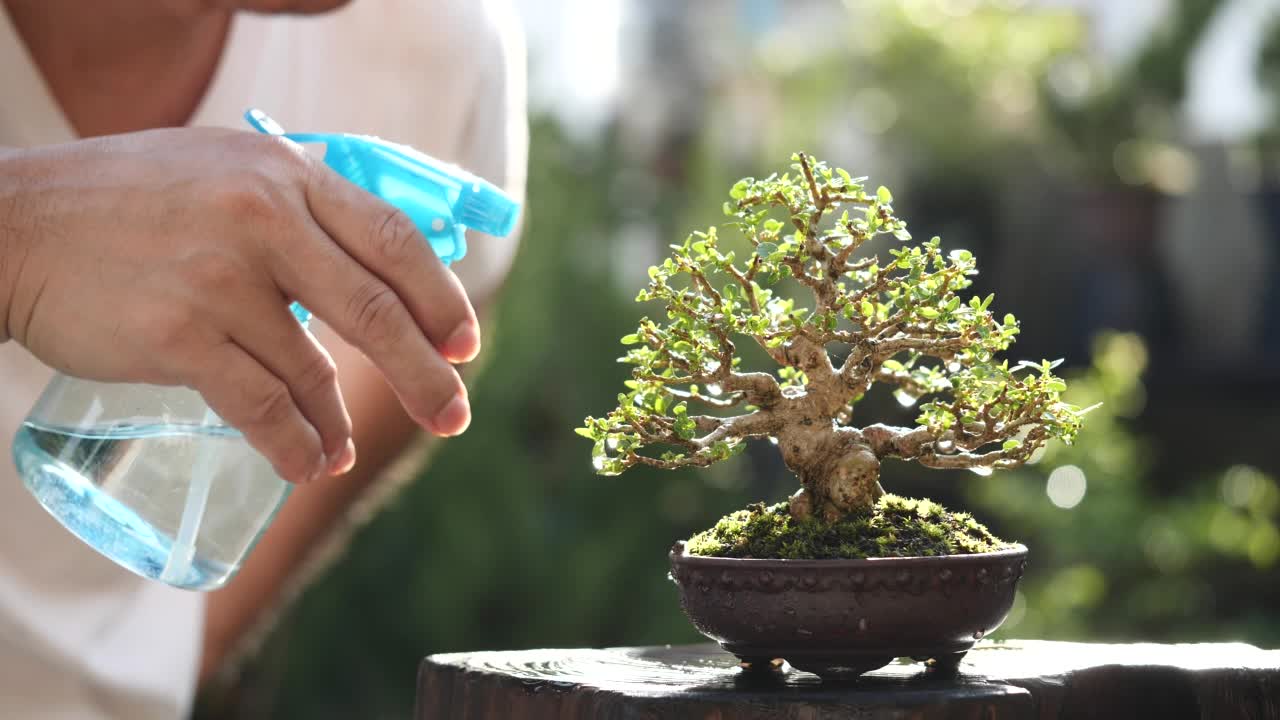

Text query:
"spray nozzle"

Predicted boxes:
[[243, 109, 521, 265]]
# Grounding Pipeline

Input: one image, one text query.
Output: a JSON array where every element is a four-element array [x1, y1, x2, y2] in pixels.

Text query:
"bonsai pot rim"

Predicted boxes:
[[670, 540, 1029, 565]]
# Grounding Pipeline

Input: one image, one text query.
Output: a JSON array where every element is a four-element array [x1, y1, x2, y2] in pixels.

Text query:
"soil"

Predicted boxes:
[[686, 494, 1010, 560]]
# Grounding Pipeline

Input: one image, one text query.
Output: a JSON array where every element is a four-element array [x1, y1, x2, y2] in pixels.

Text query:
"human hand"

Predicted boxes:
[[0, 128, 478, 484]]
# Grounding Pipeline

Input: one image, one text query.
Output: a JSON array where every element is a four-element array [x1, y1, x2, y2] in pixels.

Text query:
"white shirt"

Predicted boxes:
[[0, 2, 527, 717]]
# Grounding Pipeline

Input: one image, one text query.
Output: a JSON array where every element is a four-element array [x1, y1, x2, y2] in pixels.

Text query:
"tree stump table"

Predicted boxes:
[[416, 640, 1280, 719]]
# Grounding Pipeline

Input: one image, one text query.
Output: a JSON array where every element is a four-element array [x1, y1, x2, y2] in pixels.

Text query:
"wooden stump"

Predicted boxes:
[[415, 640, 1280, 719]]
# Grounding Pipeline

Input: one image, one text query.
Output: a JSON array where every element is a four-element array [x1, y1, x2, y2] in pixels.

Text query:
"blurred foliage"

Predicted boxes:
[[205, 3, 1279, 718], [694, 0, 1081, 232], [972, 333, 1280, 643], [821, 0, 1078, 183], [1253, 10, 1280, 177], [1039, 0, 1223, 190]]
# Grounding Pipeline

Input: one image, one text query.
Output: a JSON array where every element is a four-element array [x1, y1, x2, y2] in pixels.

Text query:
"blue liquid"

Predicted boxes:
[[14, 422, 239, 591]]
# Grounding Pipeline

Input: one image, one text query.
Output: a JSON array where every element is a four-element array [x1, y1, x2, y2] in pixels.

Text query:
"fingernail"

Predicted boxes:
[[432, 392, 471, 436], [443, 322, 481, 363], [329, 438, 357, 475]]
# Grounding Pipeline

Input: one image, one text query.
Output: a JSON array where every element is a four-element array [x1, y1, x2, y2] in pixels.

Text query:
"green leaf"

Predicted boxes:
[[893, 227, 912, 241], [1046, 380, 1067, 392], [574, 427, 595, 439], [1003, 439, 1021, 451], [755, 241, 779, 258], [860, 300, 874, 318], [1003, 313, 1017, 326], [920, 307, 940, 319], [877, 185, 893, 204], [620, 333, 640, 345]]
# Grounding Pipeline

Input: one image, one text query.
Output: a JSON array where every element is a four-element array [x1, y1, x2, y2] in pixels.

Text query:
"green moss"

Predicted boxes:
[[686, 494, 1011, 559]]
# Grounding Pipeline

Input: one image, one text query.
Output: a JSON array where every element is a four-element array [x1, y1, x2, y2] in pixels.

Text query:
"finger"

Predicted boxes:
[[190, 340, 326, 484], [303, 162, 480, 363], [221, 290, 355, 475], [268, 218, 471, 436]]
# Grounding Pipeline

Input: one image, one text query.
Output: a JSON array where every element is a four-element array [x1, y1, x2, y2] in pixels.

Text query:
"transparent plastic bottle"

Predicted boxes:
[[13, 110, 520, 590], [17, 383, 289, 590]]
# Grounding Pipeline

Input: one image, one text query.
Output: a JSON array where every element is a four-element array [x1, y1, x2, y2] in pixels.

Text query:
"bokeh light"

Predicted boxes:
[[1046, 464, 1087, 509]]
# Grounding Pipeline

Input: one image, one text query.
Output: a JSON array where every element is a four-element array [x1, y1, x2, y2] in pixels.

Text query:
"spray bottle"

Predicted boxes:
[[12, 110, 520, 590]]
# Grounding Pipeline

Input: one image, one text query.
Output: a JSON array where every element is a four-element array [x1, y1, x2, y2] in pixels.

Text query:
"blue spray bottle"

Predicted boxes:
[[13, 110, 520, 590]]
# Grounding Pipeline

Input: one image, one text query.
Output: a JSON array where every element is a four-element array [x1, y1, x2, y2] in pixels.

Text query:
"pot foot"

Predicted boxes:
[[735, 656, 785, 673], [926, 650, 962, 671], [920, 651, 966, 675], [786, 654, 894, 679]]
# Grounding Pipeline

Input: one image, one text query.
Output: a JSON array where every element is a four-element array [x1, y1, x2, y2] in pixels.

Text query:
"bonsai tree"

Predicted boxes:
[[580, 153, 1089, 524]]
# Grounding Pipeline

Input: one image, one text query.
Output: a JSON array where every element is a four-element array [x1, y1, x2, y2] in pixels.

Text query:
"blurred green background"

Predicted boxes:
[[202, 1, 1280, 716]]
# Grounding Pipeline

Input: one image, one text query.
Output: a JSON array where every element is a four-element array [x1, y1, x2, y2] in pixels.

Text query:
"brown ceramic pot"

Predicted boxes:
[[668, 541, 1028, 678]]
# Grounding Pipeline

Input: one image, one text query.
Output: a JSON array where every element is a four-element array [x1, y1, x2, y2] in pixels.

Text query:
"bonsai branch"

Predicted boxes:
[[665, 387, 743, 409], [623, 410, 782, 471], [871, 334, 971, 362], [875, 367, 935, 398]]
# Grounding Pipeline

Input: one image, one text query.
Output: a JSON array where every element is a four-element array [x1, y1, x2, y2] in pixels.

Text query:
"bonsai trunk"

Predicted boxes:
[[779, 424, 884, 521]]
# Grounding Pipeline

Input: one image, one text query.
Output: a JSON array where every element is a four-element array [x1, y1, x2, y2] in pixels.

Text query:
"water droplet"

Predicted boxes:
[[894, 389, 919, 407], [707, 383, 723, 396], [972, 629, 985, 640], [936, 439, 955, 453], [969, 466, 993, 477], [606, 437, 619, 450], [784, 606, 796, 616], [947, 360, 961, 373], [857, 618, 870, 632], [592, 456, 605, 471]]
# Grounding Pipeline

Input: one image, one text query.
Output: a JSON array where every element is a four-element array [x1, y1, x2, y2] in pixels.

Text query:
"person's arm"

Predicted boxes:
[[198, 4, 528, 683]]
